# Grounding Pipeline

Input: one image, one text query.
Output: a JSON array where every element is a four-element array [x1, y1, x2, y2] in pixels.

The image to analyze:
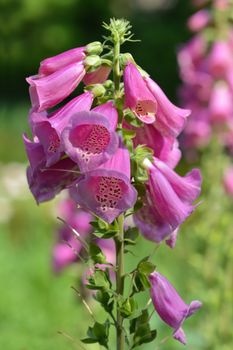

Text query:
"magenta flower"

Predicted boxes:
[[134, 196, 178, 245], [39, 47, 86, 76], [207, 41, 232, 78], [26, 62, 85, 111], [23, 135, 78, 203], [209, 82, 233, 123], [123, 63, 157, 124], [71, 140, 137, 223], [128, 123, 181, 169], [149, 271, 202, 344], [144, 76, 191, 137], [135, 158, 201, 240], [61, 107, 119, 172], [187, 9, 210, 32], [83, 65, 111, 85], [29, 92, 93, 167]]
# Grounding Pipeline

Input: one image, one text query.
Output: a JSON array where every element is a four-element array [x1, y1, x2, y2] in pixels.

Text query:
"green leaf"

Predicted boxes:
[[130, 309, 157, 348], [87, 270, 110, 290], [95, 290, 114, 313], [138, 261, 156, 275], [124, 227, 139, 245], [82, 320, 110, 349], [122, 128, 136, 140], [132, 328, 157, 348], [89, 242, 106, 264], [118, 297, 138, 318], [81, 337, 97, 344]]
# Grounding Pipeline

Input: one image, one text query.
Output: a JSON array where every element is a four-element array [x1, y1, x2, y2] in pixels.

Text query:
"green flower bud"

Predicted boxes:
[[84, 55, 102, 71], [85, 41, 103, 55], [120, 53, 135, 66], [86, 84, 106, 97]]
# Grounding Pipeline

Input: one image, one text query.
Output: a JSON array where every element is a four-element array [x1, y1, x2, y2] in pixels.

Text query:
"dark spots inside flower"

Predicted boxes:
[[135, 100, 156, 121], [95, 176, 125, 211], [69, 124, 110, 157], [48, 133, 60, 153]]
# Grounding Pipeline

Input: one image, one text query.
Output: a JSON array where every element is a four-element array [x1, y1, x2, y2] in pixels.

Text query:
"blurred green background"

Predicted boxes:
[[0, 0, 232, 349]]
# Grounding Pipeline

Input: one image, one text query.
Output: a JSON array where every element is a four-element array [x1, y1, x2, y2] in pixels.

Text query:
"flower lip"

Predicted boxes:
[[61, 110, 119, 172], [71, 169, 137, 223], [135, 99, 157, 123]]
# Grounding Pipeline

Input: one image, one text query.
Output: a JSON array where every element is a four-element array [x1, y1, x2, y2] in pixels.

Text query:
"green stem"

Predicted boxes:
[[115, 214, 125, 350], [113, 33, 121, 97], [112, 28, 125, 350]]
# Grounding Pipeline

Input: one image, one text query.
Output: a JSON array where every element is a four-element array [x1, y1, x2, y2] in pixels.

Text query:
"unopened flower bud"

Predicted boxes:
[[84, 55, 102, 70], [91, 84, 106, 97], [120, 53, 135, 66], [103, 80, 114, 89], [85, 41, 103, 55]]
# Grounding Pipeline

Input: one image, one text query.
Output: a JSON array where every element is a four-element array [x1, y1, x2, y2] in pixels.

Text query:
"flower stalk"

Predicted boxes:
[[24, 18, 203, 350]]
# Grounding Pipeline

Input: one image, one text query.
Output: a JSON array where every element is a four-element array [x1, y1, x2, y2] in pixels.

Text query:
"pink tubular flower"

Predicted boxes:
[[207, 41, 232, 78], [83, 65, 111, 85], [209, 82, 233, 123], [136, 157, 202, 239], [61, 107, 119, 172], [29, 92, 94, 167], [187, 9, 210, 32], [123, 63, 157, 124], [223, 166, 233, 196], [39, 47, 86, 76], [128, 123, 181, 169], [149, 271, 202, 344], [26, 62, 86, 111], [23, 134, 78, 203], [71, 140, 137, 223], [134, 196, 180, 246], [144, 77, 191, 137]]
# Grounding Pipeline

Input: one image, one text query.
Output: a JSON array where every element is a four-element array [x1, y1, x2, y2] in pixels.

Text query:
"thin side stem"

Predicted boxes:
[[115, 214, 125, 350]]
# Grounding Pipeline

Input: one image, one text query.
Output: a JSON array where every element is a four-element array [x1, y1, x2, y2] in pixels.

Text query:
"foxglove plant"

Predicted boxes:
[[24, 19, 202, 349], [178, 0, 233, 195]]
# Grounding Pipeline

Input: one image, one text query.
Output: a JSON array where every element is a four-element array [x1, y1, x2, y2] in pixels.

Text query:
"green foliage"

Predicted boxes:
[[82, 320, 110, 348], [130, 310, 157, 349]]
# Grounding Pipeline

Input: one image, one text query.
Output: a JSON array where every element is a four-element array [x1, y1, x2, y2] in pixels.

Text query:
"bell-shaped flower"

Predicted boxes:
[[177, 35, 207, 82], [83, 65, 111, 85], [149, 271, 202, 344], [183, 107, 211, 149], [128, 123, 181, 169], [61, 105, 119, 172], [26, 62, 86, 111], [207, 41, 232, 78], [23, 134, 79, 203], [139, 157, 201, 236], [123, 63, 157, 124], [29, 92, 94, 167], [144, 77, 191, 137], [39, 47, 86, 76], [134, 196, 178, 245], [187, 9, 210, 32], [209, 82, 233, 123], [71, 140, 137, 223]]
